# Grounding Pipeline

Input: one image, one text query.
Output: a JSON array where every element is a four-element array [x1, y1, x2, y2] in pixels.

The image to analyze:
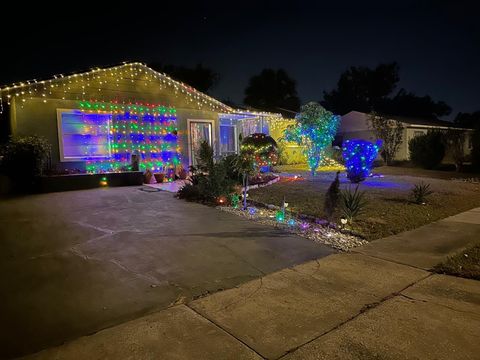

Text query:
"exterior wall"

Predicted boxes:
[[11, 98, 223, 172]]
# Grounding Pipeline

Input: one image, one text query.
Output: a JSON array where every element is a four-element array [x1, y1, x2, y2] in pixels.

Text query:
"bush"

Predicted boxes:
[[178, 142, 236, 203], [472, 127, 480, 172], [342, 139, 382, 183], [0, 135, 51, 188], [340, 185, 367, 223], [411, 182, 433, 204], [408, 131, 445, 169], [177, 183, 202, 201], [241, 133, 278, 169], [324, 171, 340, 221], [221, 154, 242, 183]]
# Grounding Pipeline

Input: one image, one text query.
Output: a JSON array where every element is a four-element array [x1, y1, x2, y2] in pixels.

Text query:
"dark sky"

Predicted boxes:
[[1, 0, 479, 119]]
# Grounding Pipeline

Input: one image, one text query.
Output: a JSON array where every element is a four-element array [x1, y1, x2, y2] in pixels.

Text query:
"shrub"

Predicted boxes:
[[196, 140, 214, 172], [324, 171, 340, 221], [342, 139, 382, 183], [472, 127, 480, 172], [411, 182, 433, 204], [177, 183, 202, 201], [408, 131, 445, 169], [178, 145, 236, 203], [241, 133, 278, 169], [0, 135, 51, 188], [221, 154, 242, 183], [340, 185, 367, 223]]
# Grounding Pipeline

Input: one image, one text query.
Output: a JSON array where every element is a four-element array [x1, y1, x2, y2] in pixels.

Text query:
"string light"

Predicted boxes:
[[240, 133, 279, 168], [342, 139, 382, 183], [283, 102, 340, 175], [0, 62, 284, 117]]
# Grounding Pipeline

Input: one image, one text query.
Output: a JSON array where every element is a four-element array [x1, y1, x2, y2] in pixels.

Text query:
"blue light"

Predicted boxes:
[[342, 139, 382, 183]]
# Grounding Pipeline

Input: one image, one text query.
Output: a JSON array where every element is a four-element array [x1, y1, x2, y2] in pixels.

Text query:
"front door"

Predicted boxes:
[[188, 120, 214, 166]]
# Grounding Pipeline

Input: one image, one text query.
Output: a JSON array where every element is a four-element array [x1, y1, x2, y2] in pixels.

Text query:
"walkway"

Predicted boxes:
[[21, 207, 480, 359]]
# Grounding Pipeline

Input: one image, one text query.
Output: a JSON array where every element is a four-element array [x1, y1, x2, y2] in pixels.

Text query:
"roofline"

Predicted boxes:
[[0, 61, 283, 118], [343, 110, 473, 131]]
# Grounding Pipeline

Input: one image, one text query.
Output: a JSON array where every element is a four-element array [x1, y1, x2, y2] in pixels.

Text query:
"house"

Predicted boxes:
[[338, 111, 474, 161], [0, 62, 289, 175]]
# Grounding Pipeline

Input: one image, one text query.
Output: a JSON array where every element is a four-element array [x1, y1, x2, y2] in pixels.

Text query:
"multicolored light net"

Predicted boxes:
[[342, 139, 382, 183], [70, 101, 181, 173]]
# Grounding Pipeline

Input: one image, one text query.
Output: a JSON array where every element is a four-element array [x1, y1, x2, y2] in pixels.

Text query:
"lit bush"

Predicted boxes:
[[241, 133, 278, 170], [342, 139, 382, 183]]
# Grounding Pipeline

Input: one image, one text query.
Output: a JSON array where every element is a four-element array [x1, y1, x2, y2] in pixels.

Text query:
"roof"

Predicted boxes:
[[0, 62, 281, 118], [344, 111, 473, 130], [384, 114, 467, 129]]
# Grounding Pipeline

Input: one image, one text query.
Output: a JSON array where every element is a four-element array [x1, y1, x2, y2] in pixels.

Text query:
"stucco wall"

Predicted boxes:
[[10, 98, 220, 172]]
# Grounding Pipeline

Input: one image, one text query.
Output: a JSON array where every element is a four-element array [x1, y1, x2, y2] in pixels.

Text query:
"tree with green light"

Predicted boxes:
[[283, 102, 340, 176]]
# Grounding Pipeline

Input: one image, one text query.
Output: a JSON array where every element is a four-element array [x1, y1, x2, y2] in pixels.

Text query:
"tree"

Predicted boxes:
[[408, 131, 445, 169], [368, 111, 404, 165], [283, 102, 340, 176], [322, 63, 399, 115], [454, 111, 480, 129], [322, 63, 452, 120], [234, 151, 256, 210], [149, 63, 219, 93], [244, 69, 300, 117], [377, 89, 451, 119], [454, 111, 480, 172], [444, 129, 466, 171]]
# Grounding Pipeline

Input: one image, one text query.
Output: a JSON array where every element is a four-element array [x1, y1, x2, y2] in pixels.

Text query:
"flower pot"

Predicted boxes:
[[154, 173, 165, 183]]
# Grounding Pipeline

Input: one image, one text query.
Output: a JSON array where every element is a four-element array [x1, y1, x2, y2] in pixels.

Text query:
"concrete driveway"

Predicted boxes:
[[0, 186, 333, 359]]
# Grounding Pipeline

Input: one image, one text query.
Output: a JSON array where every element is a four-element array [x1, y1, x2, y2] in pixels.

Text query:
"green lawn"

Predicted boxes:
[[250, 167, 480, 240], [434, 244, 480, 280]]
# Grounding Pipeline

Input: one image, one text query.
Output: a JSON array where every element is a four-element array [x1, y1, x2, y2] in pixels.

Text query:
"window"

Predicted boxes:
[[219, 118, 237, 155], [414, 130, 424, 137], [57, 109, 111, 161]]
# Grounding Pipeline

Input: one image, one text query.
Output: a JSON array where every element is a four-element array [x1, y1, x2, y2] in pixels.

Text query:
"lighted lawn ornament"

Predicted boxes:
[[342, 139, 382, 183], [99, 176, 108, 186], [240, 133, 278, 171], [283, 102, 340, 177], [248, 207, 257, 216], [275, 210, 285, 222], [231, 193, 240, 209]]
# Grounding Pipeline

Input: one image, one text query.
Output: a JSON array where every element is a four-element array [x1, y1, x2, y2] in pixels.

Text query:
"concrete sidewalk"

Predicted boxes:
[[21, 207, 480, 360]]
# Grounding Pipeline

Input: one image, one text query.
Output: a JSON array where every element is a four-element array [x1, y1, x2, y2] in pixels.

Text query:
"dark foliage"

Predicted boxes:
[[408, 131, 446, 169], [0, 135, 51, 189], [472, 127, 480, 172], [454, 111, 480, 129], [244, 69, 300, 117], [149, 63, 219, 93], [177, 142, 237, 203], [377, 89, 451, 119], [324, 171, 340, 221], [322, 63, 451, 119], [411, 182, 434, 204], [322, 63, 399, 115]]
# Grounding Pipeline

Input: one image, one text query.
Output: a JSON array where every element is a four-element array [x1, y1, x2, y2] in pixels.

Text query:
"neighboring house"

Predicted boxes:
[[0, 62, 287, 174], [339, 111, 474, 161]]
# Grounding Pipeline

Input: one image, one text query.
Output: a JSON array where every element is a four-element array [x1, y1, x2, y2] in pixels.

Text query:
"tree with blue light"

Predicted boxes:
[[342, 139, 382, 183], [283, 102, 340, 176]]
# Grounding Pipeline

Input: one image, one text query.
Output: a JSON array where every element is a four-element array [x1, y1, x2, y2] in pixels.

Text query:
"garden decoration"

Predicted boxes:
[[240, 133, 279, 171], [231, 193, 240, 208], [283, 102, 340, 176], [342, 139, 382, 183], [275, 210, 285, 222]]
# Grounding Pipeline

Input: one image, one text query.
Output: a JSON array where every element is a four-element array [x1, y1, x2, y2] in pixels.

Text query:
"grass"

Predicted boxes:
[[434, 244, 480, 280], [249, 167, 480, 240]]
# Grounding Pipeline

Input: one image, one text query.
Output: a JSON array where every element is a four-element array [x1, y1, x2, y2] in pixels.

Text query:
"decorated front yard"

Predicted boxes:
[[249, 169, 480, 241]]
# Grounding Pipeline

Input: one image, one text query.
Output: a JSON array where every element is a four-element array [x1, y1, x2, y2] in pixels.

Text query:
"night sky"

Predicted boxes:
[[1, 1, 479, 119]]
